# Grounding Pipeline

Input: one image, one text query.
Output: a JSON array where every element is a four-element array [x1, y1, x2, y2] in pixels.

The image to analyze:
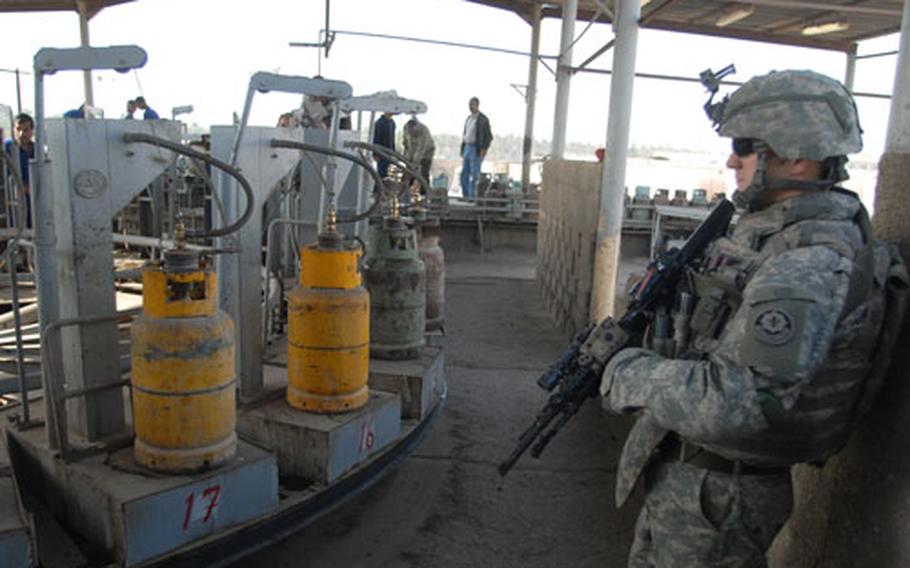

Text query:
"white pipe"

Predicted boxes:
[[551, 0, 578, 158], [521, 3, 542, 191], [590, 0, 640, 321]]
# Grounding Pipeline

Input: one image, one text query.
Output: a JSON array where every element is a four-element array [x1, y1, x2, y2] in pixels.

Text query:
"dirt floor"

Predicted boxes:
[[235, 248, 642, 568]]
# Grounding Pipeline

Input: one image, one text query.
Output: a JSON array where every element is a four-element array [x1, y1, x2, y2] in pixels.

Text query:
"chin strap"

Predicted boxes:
[[732, 144, 848, 211]]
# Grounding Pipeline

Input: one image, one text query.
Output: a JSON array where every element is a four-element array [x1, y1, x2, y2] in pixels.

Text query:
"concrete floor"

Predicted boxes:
[[236, 248, 641, 568]]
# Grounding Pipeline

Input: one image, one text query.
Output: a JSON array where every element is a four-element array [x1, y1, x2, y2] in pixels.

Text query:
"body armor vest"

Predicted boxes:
[[674, 190, 906, 466]]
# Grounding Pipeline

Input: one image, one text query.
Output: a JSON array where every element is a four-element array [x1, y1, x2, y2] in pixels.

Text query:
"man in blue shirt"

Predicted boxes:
[[3, 113, 35, 228], [135, 96, 159, 120], [63, 105, 85, 118]]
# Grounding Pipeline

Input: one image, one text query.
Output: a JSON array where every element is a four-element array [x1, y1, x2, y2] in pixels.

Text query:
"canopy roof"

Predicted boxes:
[[467, 0, 904, 52], [0, 0, 134, 19]]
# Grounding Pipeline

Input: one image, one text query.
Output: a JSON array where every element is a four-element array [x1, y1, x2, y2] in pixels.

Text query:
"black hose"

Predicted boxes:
[[122, 132, 255, 238], [269, 139, 384, 223], [344, 140, 430, 197]]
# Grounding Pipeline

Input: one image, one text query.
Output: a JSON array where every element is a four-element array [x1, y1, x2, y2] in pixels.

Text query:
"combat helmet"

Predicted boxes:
[[707, 69, 863, 210]]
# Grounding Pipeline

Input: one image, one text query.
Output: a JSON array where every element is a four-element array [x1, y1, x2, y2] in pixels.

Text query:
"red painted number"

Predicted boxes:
[[359, 422, 375, 452], [202, 485, 221, 522], [182, 493, 194, 531], [182, 484, 222, 531]]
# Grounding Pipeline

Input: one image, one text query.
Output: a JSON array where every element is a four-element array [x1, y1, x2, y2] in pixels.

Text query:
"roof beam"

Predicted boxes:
[[642, 19, 854, 52], [640, 0, 683, 26], [740, 0, 902, 17]]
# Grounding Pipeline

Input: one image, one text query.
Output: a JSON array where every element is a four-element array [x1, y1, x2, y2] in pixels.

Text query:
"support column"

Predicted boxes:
[[76, 2, 94, 107], [551, 0, 577, 158], [589, 0, 639, 321], [878, 0, 910, 253], [845, 43, 857, 92], [521, 3, 542, 191]]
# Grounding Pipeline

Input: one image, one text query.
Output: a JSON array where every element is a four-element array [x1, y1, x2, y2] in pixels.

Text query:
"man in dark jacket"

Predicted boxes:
[[460, 97, 492, 200], [373, 112, 396, 178]]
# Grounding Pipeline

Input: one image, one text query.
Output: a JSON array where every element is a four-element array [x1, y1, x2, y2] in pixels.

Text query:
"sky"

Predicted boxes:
[[0, 0, 902, 161]]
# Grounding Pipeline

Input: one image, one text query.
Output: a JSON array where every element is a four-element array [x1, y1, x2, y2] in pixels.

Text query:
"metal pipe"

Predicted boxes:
[[271, 139, 385, 222], [40, 309, 140, 458], [1, 151, 29, 422], [123, 133, 255, 238], [15, 68, 21, 114], [261, 217, 319, 347], [344, 140, 429, 196], [886, 0, 910, 153], [77, 4, 94, 107], [229, 84, 257, 167], [522, 3, 542, 193], [298, 29, 559, 60], [552, 0, 578, 158], [591, 0, 640, 322], [32, 61, 63, 449], [320, 100, 342, 231], [845, 44, 857, 92]]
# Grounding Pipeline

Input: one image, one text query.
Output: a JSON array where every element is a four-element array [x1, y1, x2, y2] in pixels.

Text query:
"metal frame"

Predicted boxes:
[[213, 72, 353, 402]]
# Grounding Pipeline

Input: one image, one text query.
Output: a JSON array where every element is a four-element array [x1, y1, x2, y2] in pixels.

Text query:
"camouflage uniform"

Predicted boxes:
[[600, 70, 909, 567]]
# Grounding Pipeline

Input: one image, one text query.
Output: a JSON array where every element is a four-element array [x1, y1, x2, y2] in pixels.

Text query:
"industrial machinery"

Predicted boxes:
[[1, 51, 446, 568]]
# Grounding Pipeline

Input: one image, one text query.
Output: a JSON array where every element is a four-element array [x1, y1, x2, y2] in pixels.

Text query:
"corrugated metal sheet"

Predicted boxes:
[[466, 0, 905, 52]]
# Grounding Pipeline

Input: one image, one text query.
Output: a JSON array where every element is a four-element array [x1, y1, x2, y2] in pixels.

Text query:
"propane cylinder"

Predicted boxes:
[[364, 217, 426, 359], [417, 218, 445, 331], [287, 232, 370, 413], [131, 248, 236, 472]]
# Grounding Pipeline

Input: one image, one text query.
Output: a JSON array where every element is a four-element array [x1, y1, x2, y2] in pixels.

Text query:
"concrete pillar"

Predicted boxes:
[[885, 2, 910, 155], [589, 0, 639, 322], [845, 44, 857, 92], [521, 3, 542, 192], [768, 2, 910, 566], [551, 0, 577, 158], [77, 2, 94, 107]]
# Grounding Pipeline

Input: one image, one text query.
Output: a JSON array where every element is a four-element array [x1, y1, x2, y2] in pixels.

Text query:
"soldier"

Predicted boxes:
[[599, 70, 908, 566]]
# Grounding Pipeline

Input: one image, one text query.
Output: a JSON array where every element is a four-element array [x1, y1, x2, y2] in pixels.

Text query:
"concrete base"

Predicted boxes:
[[237, 391, 401, 485], [369, 346, 445, 420], [0, 432, 34, 568], [7, 428, 278, 567]]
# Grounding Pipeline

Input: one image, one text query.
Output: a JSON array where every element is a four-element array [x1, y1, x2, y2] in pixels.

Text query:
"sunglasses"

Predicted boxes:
[[732, 138, 755, 157]]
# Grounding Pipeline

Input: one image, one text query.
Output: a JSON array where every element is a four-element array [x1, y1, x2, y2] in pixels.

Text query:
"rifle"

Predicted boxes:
[[498, 198, 736, 477]]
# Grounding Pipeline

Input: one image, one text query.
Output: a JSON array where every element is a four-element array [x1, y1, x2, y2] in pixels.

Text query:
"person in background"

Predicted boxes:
[[372, 111, 396, 179], [402, 117, 436, 195], [135, 96, 159, 120], [125, 99, 137, 119], [3, 113, 35, 228], [63, 104, 85, 118], [460, 96, 492, 201]]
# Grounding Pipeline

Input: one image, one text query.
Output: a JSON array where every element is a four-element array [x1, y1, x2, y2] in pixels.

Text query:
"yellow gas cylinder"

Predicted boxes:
[[131, 248, 236, 472], [287, 232, 369, 413]]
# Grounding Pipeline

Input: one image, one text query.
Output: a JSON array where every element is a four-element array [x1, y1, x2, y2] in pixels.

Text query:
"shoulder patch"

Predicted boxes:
[[752, 307, 795, 345]]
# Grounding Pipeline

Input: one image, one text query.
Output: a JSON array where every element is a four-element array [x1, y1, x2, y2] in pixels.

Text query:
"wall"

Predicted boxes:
[[537, 160, 603, 336]]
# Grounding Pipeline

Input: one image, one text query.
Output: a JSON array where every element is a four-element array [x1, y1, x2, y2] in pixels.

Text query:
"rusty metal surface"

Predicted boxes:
[[365, 223, 426, 360], [419, 233, 446, 331]]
